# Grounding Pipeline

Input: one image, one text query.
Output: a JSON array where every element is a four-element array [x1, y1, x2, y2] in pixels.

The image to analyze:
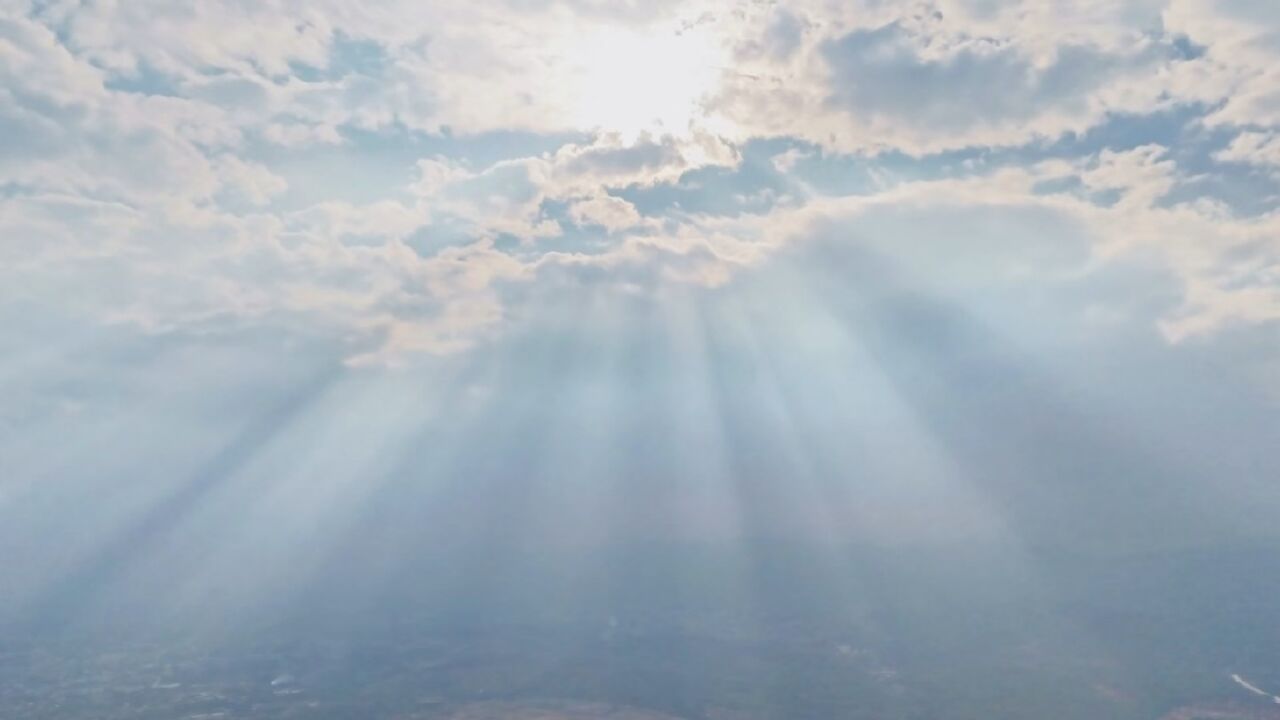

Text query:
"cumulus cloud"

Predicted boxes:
[[713, 1, 1204, 154], [567, 194, 643, 232], [1, 0, 1278, 367], [822, 24, 1168, 139], [1165, 0, 1280, 126], [1215, 131, 1280, 174]]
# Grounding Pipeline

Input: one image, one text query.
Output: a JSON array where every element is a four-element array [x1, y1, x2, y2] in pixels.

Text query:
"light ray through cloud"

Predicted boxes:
[[3, 1, 1280, 718]]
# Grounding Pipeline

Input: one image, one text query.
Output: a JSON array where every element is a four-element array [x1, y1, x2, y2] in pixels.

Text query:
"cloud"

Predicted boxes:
[[567, 194, 643, 232], [1215, 131, 1280, 174], [1, 0, 1278, 370], [1165, 0, 1280, 126], [714, 2, 1202, 154], [6, 1, 1280, 656], [823, 25, 1168, 138]]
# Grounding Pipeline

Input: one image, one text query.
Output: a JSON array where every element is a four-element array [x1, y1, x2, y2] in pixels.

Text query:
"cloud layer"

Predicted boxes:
[[2, 0, 1278, 364]]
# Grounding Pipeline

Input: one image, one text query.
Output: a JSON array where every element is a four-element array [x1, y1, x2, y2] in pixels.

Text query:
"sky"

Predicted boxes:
[[2, 0, 1280, 635]]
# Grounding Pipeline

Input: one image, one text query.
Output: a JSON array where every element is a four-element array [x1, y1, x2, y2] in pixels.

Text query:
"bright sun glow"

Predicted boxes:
[[563, 27, 723, 139]]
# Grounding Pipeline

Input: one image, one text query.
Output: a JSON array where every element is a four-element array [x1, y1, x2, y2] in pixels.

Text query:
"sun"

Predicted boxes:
[[562, 25, 724, 140]]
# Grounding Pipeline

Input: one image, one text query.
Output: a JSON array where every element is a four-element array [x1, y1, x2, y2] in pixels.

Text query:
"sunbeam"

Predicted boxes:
[[5, 2, 1280, 719]]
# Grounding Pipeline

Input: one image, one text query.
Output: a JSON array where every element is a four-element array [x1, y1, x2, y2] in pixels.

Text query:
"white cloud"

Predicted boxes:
[[214, 156, 288, 206], [567, 194, 643, 232], [407, 131, 738, 243], [712, 2, 1200, 154], [1078, 144, 1178, 209], [1165, 0, 1280, 127], [1216, 131, 1280, 174], [3, 0, 1279, 366]]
